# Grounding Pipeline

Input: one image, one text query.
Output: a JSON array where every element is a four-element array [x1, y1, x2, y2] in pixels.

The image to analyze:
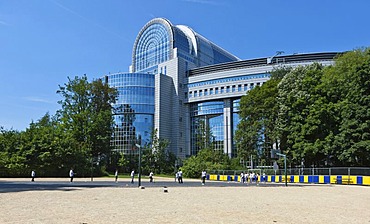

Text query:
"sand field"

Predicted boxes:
[[0, 177, 369, 224]]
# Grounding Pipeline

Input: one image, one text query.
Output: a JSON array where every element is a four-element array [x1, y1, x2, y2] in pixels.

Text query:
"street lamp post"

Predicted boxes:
[[135, 144, 142, 187], [91, 156, 94, 182]]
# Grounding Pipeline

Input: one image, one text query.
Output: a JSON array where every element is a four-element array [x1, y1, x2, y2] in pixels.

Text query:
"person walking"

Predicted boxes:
[[31, 170, 35, 182], [178, 169, 183, 184], [240, 172, 245, 183], [131, 170, 135, 183], [175, 171, 179, 182], [201, 170, 207, 185], [69, 168, 74, 183], [115, 169, 119, 183], [149, 171, 154, 183]]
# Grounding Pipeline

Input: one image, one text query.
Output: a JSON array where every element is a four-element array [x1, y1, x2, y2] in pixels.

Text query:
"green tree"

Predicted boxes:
[[325, 49, 370, 166], [182, 148, 230, 178], [57, 75, 117, 174], [236, 67, 290, 167], [277, 63, 328, 165], [140, 129, 175, 174]]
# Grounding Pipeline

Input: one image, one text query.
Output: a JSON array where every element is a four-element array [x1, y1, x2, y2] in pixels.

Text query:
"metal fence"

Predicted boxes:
[[208, 167, 370, 176]]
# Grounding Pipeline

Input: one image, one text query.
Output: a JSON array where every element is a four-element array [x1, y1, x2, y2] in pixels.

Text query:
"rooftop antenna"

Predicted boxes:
[[267, 51, 285, 64]]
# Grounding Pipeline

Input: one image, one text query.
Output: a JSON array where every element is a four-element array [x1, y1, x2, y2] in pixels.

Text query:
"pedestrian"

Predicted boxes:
[[149, 171, 154, 183], [201, 170, 206, 185], [262, 172, 267, 183], [175, 171, 179, 182], [131, 170, 135, 183], [240, 172, 245, 183], [69, 168, 74, 183], [115, 169, 118, 183], [245, 172, 249, 183], [178, 169, 183, 183], [31, 170, 35, 182]]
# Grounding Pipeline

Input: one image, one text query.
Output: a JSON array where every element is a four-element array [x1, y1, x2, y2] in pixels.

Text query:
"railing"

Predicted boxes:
[[207, 167, 370, 186], [208, 167, 370, 176]]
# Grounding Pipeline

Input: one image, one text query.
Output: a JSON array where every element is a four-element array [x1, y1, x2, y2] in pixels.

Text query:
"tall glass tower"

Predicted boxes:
[[105, 18, 239, 156]]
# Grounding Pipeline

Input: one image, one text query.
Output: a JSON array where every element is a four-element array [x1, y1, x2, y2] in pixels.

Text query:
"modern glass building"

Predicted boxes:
[[105, 17, 339, 159], [106, 18, 239, 155], [107, 73, 155, 154]]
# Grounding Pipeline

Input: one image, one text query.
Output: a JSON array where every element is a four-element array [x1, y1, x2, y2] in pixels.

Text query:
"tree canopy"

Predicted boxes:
[[236, 48, 370, 167], [0, 75, 117, 177]]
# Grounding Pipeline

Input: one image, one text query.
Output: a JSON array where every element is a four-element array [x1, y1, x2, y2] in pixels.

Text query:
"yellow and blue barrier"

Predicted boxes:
[[207, 174, 370, 186]]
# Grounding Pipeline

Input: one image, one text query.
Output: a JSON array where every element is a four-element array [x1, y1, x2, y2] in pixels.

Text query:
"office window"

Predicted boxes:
[[194, 91, 198, 97], [199, 90, 203, 97], [232, 85, 236, 92], [221, 87, 224, 93], [238, 85, 242, 91], [215, 87, 219, 94], [210, 88, 213, 95], [226, 86, 230, 93], [189, 91, 192, 98], [204, 89, 208, 96], [244, 84, 248, 91]]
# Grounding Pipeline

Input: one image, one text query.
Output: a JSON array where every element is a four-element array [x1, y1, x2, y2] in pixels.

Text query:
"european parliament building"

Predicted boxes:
[[105, 18, 338, 160]]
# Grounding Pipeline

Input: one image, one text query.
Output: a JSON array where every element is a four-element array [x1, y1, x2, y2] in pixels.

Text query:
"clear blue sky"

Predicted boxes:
[[1, 0, 369, 131]]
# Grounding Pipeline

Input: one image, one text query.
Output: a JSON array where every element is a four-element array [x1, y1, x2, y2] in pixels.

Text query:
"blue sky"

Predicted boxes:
[[1, 0, 369, 131]]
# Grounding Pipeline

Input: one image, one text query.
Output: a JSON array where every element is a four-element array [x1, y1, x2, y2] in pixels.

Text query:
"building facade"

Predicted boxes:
[[105, 18, 339, 160]]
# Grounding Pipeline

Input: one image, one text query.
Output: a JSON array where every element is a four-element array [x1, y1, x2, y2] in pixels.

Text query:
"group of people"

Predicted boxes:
[[239, 172, 267, 184], [30, 168, 75, 182], [127, 169, 154, 184], [29, 168, 209, 185], [175, 169, 183, 183]]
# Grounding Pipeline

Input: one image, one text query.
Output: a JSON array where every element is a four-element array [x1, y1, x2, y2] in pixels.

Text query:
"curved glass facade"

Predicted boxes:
[[132, 18, 239, 73], [134, 22, 171, 73], [107, 73, 155, 154]]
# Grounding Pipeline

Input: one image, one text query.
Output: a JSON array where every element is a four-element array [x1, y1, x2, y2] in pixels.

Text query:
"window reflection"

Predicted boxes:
[[107, 73, 155, 154]]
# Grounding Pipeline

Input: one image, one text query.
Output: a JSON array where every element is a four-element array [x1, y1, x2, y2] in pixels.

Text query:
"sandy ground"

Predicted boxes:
[[0, 178, 369, 224]]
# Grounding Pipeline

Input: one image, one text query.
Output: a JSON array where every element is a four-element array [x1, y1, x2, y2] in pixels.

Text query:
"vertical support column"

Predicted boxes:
[[223, 99, 232, 158]]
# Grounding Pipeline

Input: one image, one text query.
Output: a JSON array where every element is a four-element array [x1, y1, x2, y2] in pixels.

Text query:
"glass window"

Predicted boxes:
[[232, 85, 236, 92], [134, 23, 170, 72], [226, 86, 230, 93], [204, 89, 208, 96], [215, 87, 219, 94], [221, 87, 224, 93], [199, 90, 203, 97], [210, 88, 213, 95], [238, 85, 241, 91], [194, 91, 198, 97]]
